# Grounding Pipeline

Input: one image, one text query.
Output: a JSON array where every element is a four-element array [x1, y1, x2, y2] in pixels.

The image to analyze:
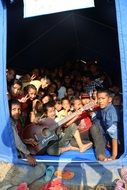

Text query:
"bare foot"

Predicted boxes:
[[70, 146, 79, 151], [98, 154, 107, 161], [79, 142, 93, 153], [60, 146, 79, 153], [103, 156, 116, 161]]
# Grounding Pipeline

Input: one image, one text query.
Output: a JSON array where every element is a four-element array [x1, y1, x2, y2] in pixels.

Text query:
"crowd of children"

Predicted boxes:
[[7, 60, 123, 165]]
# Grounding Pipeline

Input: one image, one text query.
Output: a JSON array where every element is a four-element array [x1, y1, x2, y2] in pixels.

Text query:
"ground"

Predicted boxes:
[[0, 161, 122, 190]]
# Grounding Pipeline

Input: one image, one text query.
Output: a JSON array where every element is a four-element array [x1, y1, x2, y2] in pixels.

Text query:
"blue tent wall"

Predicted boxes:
[[115, 0, 127, 163], [0, 0, 127, 165], [0, 0, 18, 163]]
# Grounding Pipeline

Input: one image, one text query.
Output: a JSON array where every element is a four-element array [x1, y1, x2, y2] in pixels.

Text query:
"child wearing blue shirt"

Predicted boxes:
[[96, 89, 118, 161]]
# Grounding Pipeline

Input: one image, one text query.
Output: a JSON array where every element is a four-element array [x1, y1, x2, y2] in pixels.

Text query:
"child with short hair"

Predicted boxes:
[[41, 101, 92, 155], [54, 99, 62, 117], [72, 97, 106, 161], [9, 99, 36, 166], [95, 89, 118, 160]]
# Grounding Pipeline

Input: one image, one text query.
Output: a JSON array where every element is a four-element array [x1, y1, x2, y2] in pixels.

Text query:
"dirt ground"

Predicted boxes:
[[0, 161, 117, 190]]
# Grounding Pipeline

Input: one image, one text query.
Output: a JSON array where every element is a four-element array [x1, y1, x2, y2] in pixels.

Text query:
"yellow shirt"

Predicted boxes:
[[22, 80, 42, 92]]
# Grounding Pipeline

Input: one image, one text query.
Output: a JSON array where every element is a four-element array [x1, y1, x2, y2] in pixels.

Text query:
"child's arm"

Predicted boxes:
[[65, 115, 79, 127], [64, 110, 82, 127]]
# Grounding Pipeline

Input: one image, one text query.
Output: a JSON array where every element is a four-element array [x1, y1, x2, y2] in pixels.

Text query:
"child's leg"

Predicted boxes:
[[73, 130, 92, 152], [107, 138, 118, 160], [59, 146, 79, 153], [90, 124, 106, 160], [58, 123, 92, 153], [46, 142, 79, 155]]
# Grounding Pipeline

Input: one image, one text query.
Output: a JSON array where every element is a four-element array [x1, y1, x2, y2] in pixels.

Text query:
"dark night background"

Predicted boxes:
[[6, 0, 121, 82]]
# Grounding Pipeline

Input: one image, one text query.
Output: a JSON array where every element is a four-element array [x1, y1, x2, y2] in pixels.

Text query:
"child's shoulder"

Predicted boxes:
[[105, 103, 118, 116]]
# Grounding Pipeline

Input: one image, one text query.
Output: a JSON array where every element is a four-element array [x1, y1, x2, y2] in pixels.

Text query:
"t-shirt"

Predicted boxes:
[[58, 86, 66, 99], [96, 103, 118, 139], [23, 80, 42, 92]]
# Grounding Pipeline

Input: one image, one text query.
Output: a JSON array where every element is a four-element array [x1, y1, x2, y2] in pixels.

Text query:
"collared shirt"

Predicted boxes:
[[10, 118, 30, 156], [96, 103, 118, 139]]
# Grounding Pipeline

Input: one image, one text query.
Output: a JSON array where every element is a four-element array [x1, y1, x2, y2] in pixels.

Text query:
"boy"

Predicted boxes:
[[96, 89, 118, 160], [41, 102, 92, 155], [72, 98, 106, 161], [9, 99, 37, 166]]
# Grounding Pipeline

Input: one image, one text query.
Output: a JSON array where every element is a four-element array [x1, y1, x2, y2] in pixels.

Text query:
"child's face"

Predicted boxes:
[[42, 96, 50, 104], [55, 102, 62, 111], [41, 78, 50, 89], [113, 95, 121, 106], [7, 69, 15, 81], [62, 100, 70, 111], [11, 83, 22, 97], [97, 92, 112, 108], [67, 88, 74, 96], [73, 100, 82, 110], [47, 107, 56, 119], [28, 88, 37, 100], [11, 104, 21, 120], [81, 98, 90, 105]]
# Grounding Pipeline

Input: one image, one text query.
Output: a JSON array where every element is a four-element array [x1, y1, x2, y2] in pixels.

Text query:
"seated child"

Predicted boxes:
[[54, 99, 62, 117], [9, 99, 36, 166], [41, 101, 93, 155], [56, 98, 73, 121], [95, 89, 119, 160], [72, 97, 106, 161]]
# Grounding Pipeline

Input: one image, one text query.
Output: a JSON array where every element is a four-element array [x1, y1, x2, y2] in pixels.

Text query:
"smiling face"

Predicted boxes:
[[28, 88, 37, 100], [73, 99, 82, 110], [97, 92, 112, 108], [46, 106, 56, 119], [62, 99, 70, 111]]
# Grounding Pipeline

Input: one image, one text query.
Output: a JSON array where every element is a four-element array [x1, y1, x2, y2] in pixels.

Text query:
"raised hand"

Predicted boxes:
[[18, 94, 29, 103], [30, 74, 36, 81]]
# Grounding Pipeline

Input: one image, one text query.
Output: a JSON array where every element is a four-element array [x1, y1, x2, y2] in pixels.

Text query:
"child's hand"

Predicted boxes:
[[24, 138, 38, 146], [26, 154, 36, 166], [18, 94, 29, 103], [30, 74, 36, 81]]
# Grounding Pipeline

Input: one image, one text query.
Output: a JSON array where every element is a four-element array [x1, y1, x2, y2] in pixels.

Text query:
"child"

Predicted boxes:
[[95, 89, 118, 160], [80, 93, 91, 106], [112, 94, 123, 152], [41, 101, 92, 155], [54, 99, 62, 117], [57, 98, 73, 121], [9, 79, 23, 99], [30, 99, 43, 123], [72, 98, 106, 161], [9, 99, 36, 166]]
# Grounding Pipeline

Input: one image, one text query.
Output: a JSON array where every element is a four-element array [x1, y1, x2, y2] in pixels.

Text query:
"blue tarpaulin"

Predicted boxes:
[[0, 0, 127, 167]]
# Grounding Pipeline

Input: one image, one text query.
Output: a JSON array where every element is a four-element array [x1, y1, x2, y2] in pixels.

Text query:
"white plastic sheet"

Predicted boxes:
[[23, 0, 95, 18]]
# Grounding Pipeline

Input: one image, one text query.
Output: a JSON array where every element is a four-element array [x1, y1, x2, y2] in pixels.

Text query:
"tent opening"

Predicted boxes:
[[5, 0, 125, 163]]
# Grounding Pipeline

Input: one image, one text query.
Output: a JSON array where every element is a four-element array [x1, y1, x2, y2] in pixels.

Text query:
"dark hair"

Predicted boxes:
[[43, 101, 55, 115], [97, 88, 114, 97], [55, 98, 62, 104], [12, 79, 22, 88], [26, 84, 37, 92], [8, 99, 21, 112], [71, 97, 81, 105], [61, 97, 70, 102]]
